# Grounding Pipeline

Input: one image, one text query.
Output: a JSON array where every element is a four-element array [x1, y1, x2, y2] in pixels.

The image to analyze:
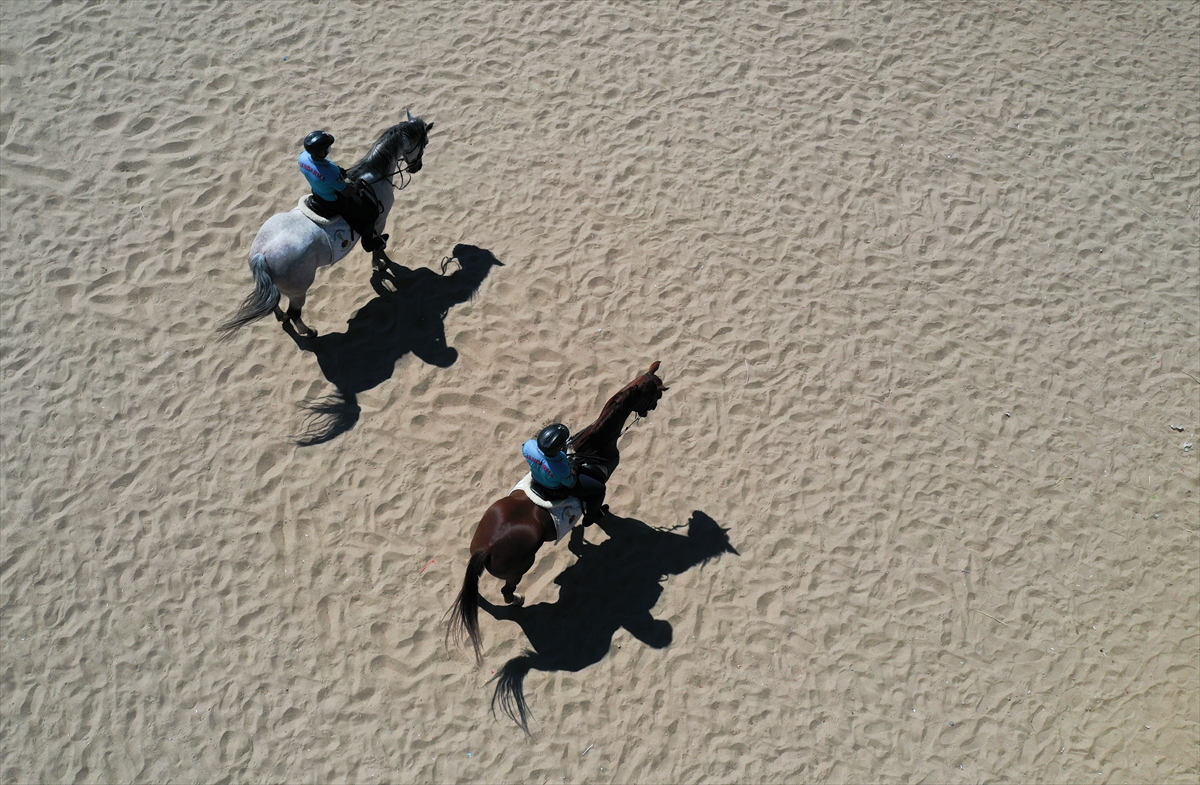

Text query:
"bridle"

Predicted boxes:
[[622, 382, 666, 436], [382, 130, 428, 191]]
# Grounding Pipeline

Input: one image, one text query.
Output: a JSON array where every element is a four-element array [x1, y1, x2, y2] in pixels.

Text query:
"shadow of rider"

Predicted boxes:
[[287, 243, 504, 445]]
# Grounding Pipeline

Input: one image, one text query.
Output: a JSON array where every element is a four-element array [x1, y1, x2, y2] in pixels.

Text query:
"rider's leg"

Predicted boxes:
[[336, 192, 387, 252], [574, 474, 607, 524], [356, 193, 389, 251]]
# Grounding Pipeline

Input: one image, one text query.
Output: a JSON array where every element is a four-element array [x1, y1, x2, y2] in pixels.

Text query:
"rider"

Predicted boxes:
[[522, 423, 607, 522], [298, 130, 388, 253]]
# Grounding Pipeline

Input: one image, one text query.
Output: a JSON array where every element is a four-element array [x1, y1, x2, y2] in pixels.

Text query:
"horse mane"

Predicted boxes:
[[346, 118, 426, 180], [572, 373, 656, 450]]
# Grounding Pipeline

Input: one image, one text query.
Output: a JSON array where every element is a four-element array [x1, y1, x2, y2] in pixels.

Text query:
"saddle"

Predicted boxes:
[[299, 196, 340, 226], [575, 461, 610, 482], [513, 473, 583, 543], [300, 191, 388, 253], [302, 187, 383, 227]]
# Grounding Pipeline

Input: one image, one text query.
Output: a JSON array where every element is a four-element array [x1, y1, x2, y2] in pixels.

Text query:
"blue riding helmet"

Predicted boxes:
[[536, 423, 570, 456]]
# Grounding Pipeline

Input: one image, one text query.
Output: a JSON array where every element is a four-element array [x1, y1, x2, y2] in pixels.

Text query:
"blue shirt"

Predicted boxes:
[[522, 439, 575, 489], [298, 151, 347, 202]]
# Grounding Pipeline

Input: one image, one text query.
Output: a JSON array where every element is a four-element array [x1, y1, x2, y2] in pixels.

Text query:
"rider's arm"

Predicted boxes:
[[322, 159, 349, 193], [337, 170, 358, 196], [547, 453, 576, 487]]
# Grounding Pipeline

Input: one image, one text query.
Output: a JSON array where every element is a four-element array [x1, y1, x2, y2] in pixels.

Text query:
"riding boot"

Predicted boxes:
[[582, 492, 607, 526]]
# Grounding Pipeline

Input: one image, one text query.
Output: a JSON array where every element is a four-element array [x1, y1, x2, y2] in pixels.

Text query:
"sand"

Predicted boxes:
[[2, 1, 1197, 782]]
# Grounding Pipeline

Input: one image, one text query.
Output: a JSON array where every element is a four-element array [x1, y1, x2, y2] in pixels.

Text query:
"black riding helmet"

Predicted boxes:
[[303, 130, 335, 157], [536, 423, 570, 456]]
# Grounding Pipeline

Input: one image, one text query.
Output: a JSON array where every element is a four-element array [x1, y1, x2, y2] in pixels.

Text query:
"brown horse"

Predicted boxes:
[[448, 361, 669, 664]]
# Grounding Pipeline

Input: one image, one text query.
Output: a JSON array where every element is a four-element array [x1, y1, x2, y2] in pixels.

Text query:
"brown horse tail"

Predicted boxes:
[[447, 549, 487, 665]]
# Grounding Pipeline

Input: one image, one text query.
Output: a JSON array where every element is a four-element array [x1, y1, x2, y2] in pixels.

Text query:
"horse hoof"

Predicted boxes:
[[504, 592, 524, 607], [290, 318, 317, 339]]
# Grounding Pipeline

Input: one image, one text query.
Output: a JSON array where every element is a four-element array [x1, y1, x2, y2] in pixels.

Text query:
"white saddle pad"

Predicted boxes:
[[513, 473, 583, 543], [294, 197, 358, 260]]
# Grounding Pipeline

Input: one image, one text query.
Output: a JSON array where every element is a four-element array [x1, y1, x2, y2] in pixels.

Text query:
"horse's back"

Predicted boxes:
[[249, 209, 340, 297], [252, 210, 330, 261]]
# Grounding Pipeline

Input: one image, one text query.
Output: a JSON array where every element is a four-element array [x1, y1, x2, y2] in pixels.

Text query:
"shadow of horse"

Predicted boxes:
[[286, 243, 504, 445], [481, 510, 738, 733]]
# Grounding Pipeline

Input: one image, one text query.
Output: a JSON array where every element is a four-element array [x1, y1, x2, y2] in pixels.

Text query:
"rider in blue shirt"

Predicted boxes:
[[298, 130, 387, 253], [523, 424, 575, 492], [523, 423, 606, 522], [298, 148, 348, 202]]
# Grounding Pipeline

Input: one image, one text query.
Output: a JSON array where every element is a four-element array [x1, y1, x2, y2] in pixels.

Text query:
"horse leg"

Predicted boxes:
[[369, 215, 392, 271], [284, 294, 316, 338], [502, 582, 525, 607], [474, 496, 546, 608], [499, 554, 535, 606], [371, 247, 392, 273]]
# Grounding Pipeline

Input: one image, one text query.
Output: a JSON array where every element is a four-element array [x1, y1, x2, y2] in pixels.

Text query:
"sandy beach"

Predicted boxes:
[[2, 1, 1198, 782]]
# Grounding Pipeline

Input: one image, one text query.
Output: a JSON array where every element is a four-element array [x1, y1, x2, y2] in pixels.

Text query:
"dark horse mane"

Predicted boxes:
[[346, 118, 427, 181], [572, 365, 662, 454]]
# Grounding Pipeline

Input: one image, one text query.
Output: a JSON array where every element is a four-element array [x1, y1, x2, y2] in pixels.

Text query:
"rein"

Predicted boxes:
[[383, 132, 428, 191], [358, 128, 427, 192], [383, 159, 413, 191]]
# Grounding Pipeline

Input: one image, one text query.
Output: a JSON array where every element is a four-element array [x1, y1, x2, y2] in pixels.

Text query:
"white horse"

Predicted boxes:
[[219, 111, 432, 339]]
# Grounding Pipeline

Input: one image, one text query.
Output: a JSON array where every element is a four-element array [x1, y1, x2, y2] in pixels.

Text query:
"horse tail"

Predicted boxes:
[[447, 549, 487, 666], [217, 253, 279, 339], [294, 388, 360, 447], [491, 652, 536, 735]]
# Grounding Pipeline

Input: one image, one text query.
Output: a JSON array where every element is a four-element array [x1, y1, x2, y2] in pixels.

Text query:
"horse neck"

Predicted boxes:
[[574, 387, 644, 457], [350, 151, 399, 181], [349, 125, 415, 180]]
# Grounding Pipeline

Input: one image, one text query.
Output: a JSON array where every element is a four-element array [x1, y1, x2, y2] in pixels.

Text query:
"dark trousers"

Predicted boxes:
[[311, 192, 383, 248], [530, 473, 605, 503], [574, 474, 605, 500]]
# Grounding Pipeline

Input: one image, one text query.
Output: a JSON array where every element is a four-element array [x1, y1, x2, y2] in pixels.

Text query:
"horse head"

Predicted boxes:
[[400, 108, 433, 173], [634, 360, 669, 417], [347, 110, 434, 182]]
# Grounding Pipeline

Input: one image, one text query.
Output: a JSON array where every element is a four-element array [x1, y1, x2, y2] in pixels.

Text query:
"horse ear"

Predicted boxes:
[[406, 108, 415, 122], [426, 122, 434, 132], [647, 360, 661, 375]]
